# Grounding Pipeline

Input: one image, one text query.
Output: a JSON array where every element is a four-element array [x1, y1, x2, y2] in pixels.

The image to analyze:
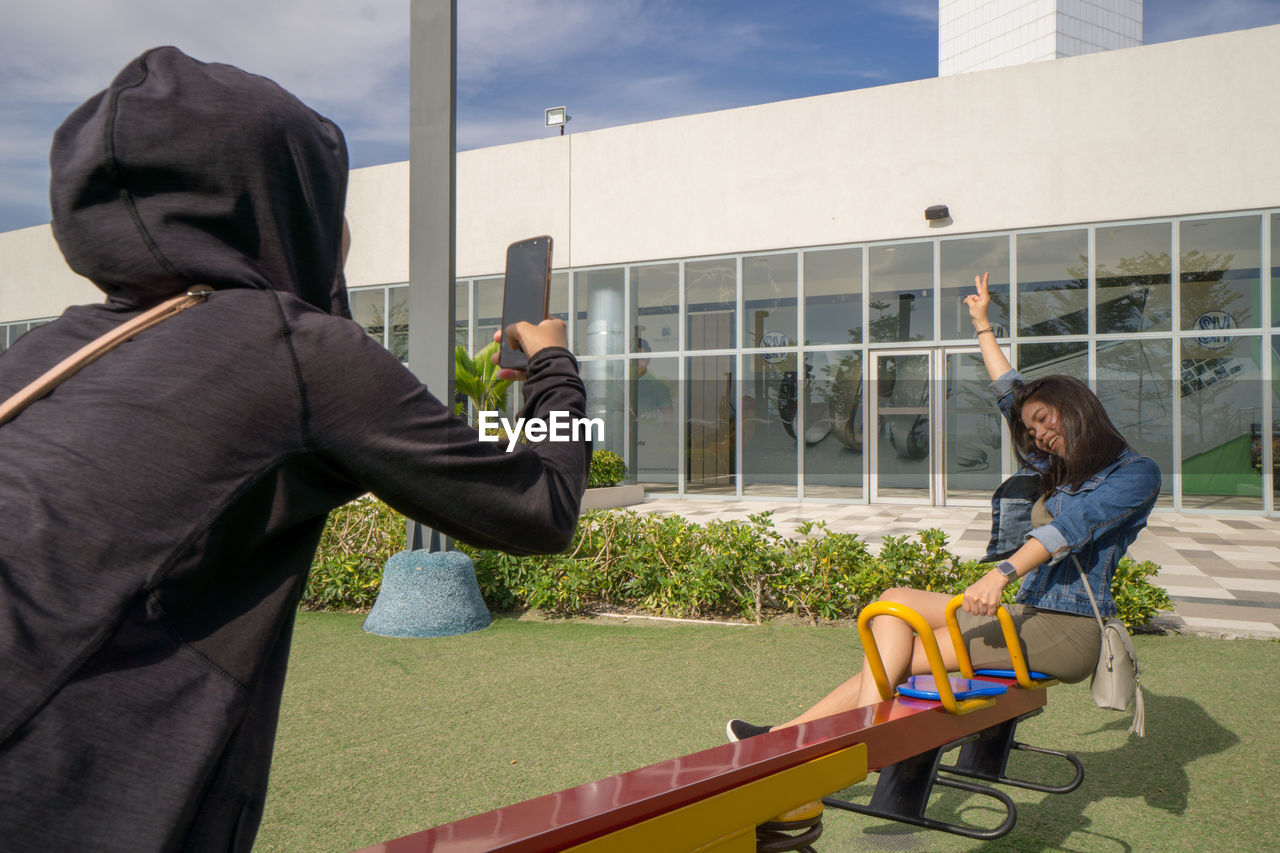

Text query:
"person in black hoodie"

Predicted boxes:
[[0, 47, 589, 851]]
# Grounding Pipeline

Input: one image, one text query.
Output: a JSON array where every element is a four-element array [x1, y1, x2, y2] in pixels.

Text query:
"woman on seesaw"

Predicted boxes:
[[727, 273, 1160, 741]]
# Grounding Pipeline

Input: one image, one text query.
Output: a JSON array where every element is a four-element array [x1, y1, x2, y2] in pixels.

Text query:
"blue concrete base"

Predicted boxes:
[[363, 549, 492, 638]]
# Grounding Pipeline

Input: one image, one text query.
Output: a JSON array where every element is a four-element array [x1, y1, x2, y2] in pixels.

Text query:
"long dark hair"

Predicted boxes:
[[1009, 375, 1129, 497]]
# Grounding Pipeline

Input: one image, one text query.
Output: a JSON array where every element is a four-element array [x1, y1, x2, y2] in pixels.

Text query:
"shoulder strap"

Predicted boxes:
[[0, 285, 213, 428], [1073, 554, 1107, 631]]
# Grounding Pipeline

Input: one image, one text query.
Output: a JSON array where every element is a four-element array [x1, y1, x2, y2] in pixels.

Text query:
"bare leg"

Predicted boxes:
[[775, 587, 962, 728]]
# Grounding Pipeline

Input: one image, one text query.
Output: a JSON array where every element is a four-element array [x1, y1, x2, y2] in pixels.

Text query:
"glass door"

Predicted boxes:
[[871, 350, 932, 503], [944, 348, 1008, 503]]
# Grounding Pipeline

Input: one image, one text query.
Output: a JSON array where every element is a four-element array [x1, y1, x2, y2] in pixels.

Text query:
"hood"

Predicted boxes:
[[50, 46, 351, 316]]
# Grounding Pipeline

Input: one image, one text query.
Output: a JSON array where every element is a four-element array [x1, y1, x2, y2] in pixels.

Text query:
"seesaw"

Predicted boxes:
[[357, 595, 1082, 852], [819, 596, 1083, 842]]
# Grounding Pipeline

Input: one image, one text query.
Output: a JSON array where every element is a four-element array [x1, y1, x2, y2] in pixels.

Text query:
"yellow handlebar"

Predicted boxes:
[[943, 595, 1055, 690], [856, 601, 996, 715]]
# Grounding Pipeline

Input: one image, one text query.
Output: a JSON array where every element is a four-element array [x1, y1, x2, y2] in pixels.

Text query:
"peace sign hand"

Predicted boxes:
[[964, 272, 991, 329]]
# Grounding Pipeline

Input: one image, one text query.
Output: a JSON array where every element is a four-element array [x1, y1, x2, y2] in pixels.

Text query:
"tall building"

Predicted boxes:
[[940, 0, 1142, 75]]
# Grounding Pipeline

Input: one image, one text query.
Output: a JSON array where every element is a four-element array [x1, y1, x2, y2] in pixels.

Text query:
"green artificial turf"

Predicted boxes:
[[255, 613, 1280, 852]]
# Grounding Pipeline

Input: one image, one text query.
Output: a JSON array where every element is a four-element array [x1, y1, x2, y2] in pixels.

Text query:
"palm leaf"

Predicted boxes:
[[454, 341, 512, 426]]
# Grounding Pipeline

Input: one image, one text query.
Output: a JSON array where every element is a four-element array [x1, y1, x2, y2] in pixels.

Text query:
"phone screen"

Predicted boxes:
[[499, 236, 552, 369]]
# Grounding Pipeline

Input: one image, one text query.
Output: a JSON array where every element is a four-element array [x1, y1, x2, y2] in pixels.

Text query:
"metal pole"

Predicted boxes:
[[407, 0, 456, 552]]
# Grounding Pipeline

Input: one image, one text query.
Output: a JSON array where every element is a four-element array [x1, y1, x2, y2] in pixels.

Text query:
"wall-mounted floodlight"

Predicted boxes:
[[924, 204, 950, 221], [545, 105, 570, 135]]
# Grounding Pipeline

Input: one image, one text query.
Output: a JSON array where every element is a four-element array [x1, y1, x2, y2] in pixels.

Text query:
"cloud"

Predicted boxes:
[[455, 0, 768, 96], [1, 1, 408, 110], [453, 0, 922, 149], [875, 0, 939, 26], [0, 0, 410, 229]]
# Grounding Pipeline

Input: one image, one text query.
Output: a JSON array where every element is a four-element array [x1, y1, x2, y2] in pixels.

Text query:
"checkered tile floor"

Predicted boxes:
[[633, 496, 1280, 639]]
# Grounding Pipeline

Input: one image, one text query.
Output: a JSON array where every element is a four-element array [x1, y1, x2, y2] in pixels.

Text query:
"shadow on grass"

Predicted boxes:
[[832, 690, 1239, 851]]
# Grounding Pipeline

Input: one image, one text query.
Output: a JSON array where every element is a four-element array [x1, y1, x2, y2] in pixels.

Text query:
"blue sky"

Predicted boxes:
[[1, 0, 1278, 233]]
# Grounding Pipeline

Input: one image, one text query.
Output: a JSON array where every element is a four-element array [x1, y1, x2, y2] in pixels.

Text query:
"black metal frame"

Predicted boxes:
[[820, 710, 1083, 840], [939, 709, 1084, 795]]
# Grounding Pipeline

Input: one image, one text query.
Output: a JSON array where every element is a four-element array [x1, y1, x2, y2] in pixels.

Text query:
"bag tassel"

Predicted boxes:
[[1129, 678, 1145, 737]]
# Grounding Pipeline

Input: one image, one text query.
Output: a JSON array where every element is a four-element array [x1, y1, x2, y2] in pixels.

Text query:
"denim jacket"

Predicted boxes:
[[982, 370, 1161, 618]]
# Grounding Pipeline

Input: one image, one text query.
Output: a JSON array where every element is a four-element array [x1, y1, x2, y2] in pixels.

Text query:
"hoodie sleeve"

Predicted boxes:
[[291, 311, 590, 554]]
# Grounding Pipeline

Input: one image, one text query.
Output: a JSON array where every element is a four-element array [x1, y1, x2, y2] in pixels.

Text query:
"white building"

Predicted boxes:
[[940, 0, 1142, 75], [2, 23, 1278, 514]]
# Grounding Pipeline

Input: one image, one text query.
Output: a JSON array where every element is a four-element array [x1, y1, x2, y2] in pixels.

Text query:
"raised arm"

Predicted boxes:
[[964, 272, 1013, 382]]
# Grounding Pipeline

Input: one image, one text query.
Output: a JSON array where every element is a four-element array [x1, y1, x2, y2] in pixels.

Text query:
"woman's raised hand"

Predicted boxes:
[[964, 272, 991, 330]]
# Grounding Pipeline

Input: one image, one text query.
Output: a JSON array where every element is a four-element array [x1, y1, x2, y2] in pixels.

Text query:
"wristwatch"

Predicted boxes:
[[996, 560, 1019, 581]]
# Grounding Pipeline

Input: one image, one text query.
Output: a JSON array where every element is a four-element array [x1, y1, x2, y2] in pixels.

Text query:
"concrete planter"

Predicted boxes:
[[581, 484, 645, 510]]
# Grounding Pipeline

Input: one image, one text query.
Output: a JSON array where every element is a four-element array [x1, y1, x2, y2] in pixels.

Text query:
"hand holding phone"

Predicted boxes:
[[492, 318, 569, 381], [499, 236, 553, 370]]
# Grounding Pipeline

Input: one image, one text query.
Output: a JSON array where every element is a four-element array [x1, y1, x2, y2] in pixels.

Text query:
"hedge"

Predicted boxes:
[[588, 449, 627, 487], [303, 499, 1172, 630]]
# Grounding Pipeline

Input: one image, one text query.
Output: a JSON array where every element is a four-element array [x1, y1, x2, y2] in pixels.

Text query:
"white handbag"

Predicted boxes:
[[1075, 556, 1145, 736]]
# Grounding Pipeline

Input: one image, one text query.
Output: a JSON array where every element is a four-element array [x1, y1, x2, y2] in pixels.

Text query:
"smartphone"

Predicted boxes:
[[498, 235, 553, 370]]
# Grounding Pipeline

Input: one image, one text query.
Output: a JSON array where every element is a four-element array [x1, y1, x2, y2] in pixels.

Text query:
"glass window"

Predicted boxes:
[[743, 253, 797, 351], [1268, 337, 1280, 498], [349, 288, 385, 344], [630, 355, 678, 491], [1096, 223, 1172, 333], [1096, 340, 1174, 503], [1180, 215, 1261, 333], [388, 286, 409, 363], [1016, 229, 1088, 336], [941, 236, 1010, 340], [1016, 340, 1088, 382], [1180, 335, 1262, 510], [582, 358, 625, 459], [1, 320, 52, 355], [868, 242, 933, 343], [1271, 213, 1279, 327], [575, 268, 625, 356], [549, 271, 570, 324], [945, 350, 1004, 502], [804, 248, 862, 346], [685, 354, 736, 493], [804, 349, 863, 498], [873, 352, 931, 499], [686, 259, 736, 351], [630, 263, 678, 354], [454, 280, 469, 351], [742, 351, 797, 497], [475, 276, 503, 351]]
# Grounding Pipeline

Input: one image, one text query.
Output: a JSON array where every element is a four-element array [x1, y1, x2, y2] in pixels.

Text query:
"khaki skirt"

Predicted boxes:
[[953, 604, 1100, 684]]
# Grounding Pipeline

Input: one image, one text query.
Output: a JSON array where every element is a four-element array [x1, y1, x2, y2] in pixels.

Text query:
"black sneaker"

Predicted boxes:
[[726, 719, 772, 742]]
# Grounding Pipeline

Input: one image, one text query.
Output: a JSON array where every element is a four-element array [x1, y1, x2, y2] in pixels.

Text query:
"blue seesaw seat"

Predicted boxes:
[[899, 675, 1009, 702]]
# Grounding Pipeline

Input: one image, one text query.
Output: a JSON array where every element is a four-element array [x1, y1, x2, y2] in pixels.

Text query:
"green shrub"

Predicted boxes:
[[588, 449, 628, 487], [303, 496, 404, 611], [1112, 557, 1173, 631], [463, 509, 1172, 629], [307, 497, 1173, 631]]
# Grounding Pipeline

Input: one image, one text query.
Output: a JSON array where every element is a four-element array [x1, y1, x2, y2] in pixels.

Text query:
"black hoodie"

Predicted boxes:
[[0, 47, 588, 851]]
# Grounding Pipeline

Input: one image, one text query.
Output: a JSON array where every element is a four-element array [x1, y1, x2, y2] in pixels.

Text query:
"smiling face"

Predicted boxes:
[[1021, 396, 1065, 457]]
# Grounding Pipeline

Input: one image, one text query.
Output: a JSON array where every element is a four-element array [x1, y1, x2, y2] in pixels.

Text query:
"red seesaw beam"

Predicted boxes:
[[354, 683, 1045, 853]]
